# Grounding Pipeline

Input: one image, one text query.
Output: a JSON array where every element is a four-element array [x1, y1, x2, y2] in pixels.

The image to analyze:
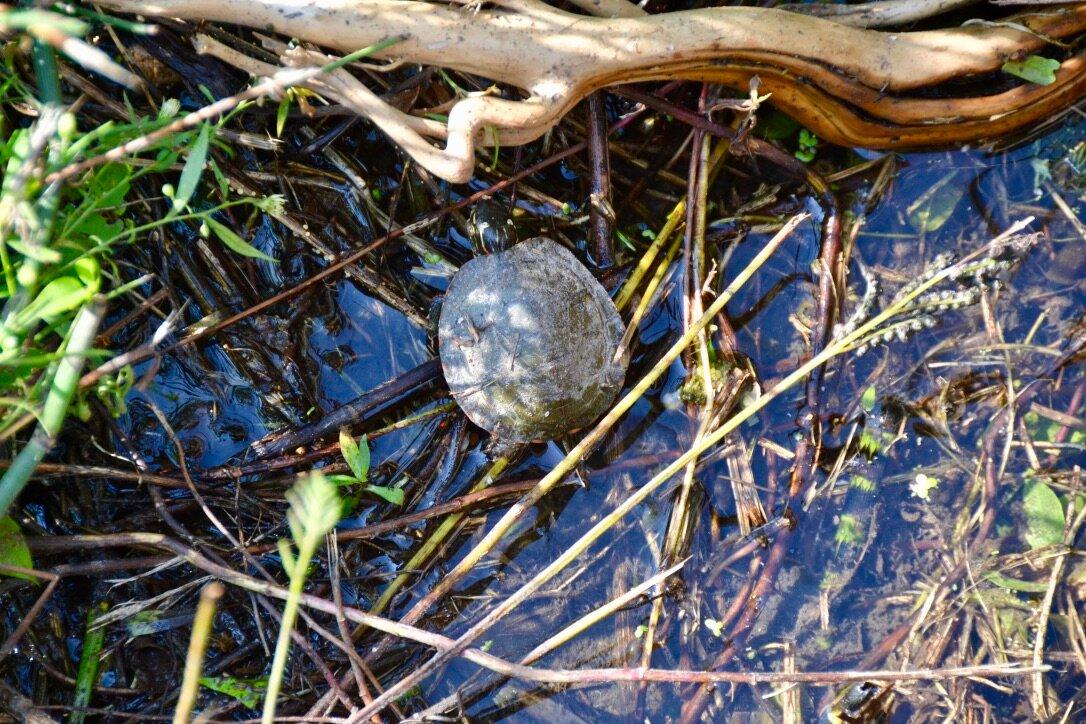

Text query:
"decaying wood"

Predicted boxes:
[[92, 0, 1086, 181]]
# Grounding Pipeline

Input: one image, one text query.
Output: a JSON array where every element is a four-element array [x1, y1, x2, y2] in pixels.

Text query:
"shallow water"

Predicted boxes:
[[67, 106, 1086, 720]]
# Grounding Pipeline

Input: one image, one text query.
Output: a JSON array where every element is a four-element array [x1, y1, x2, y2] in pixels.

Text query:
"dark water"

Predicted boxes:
[[160, 129, 1084, 717], [382, 131, 1084, 719], [19, 100, 1082, 720]]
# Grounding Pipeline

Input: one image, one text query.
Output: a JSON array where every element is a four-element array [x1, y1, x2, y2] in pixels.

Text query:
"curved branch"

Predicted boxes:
[[93, 0, 1086, 181], [197, 36, 568, 182], [684, 52, 1086, 146], [92, 0, 1085, 92], [779, 0, 982, 27], [707, 53, 1085, 126], [562, 0, 646, 18]]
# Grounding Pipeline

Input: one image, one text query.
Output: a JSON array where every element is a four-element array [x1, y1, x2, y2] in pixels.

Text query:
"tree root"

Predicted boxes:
[[93, 0, 1086, 181], [780, 0, 982, 28]]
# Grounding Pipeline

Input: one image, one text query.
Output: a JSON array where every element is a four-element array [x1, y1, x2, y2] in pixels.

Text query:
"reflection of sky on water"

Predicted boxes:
[[107, 121, 1085, 720], [430, 141, 1085, 720], [306, 282, 430, 406], [118, 279, 430, 471]]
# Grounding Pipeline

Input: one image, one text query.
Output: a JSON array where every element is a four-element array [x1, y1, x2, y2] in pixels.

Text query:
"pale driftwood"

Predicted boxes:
[[780, 0, 981, 27], [562, 0, 646, 18], [94, 0, 1086, 181]]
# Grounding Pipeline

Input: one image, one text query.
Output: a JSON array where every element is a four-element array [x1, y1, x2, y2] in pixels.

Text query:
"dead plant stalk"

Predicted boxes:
[[346, 218, 1038, 720], [9, 536, 1053, 686]]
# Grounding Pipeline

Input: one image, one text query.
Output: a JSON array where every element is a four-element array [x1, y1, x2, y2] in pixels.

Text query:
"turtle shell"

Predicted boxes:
[[437, 237, 627, 442]]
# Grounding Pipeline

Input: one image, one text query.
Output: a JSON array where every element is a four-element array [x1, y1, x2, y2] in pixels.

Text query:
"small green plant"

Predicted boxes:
[[795, 128, 818, 163], [200, 675, 268, 710], [834, 513, 862, 545], [0, 42, 280, 516], [327, 430, 404, 506], [849, 473, 876, 493], [856, 429, 881, 458], [0, 516, 33, 580], [264, 472, 342, 723], [1002, 55, 1060, 86], [909, 472, 939, 501], [71, 601, 108, 724], [859, 384, 877, 413], [1022, 474, 1065, 549]]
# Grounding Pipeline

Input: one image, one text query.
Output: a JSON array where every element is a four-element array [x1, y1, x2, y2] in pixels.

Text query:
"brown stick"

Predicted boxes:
[[17, 533, 1051, 690], [586, 93, 615, 269]]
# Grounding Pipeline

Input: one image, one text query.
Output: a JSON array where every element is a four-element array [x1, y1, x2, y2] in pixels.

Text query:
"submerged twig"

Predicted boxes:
[[249, 358, 443, 459], [23, 532, 1052, 690], [586, 93, 614, 269]]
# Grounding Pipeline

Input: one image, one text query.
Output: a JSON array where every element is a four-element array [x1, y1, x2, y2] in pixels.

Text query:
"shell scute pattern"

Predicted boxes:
[[437, 237, 626, 441]]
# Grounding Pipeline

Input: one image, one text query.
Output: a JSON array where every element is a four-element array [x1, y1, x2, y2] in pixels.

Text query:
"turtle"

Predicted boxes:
[[437, 202, 628, 442]]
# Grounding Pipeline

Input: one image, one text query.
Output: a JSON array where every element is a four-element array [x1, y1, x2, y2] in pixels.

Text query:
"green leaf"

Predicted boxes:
[[339, 430, 369, 483], [364, 484, 404, 506], [7, 239, 62, 264], [204, 218, 276, 262], [834, 513, 861, 545], [614, 229, 635, 251], [907, 170, 964, 232], [860, 385, 877, 413], [0, 517, 33, 581], [71, 602, 108, 724], [209, 158, 231, 200], [795, 128, 818, 163], [983, 571, 1050, 593], [276, 94, 291, 137], [200, 675, 268, 709], [20, 276, 91, 324], [325, 474, 360, 487], [173, 123, 211, 213], [73, 257, 100, 288], [340, 493, 361, 517], [0, 9, 88, 36], [62, 120, 109, 162], [857, 429, 881, 457], [910, 473, 939, 501], [86, 162, 131, 209], [1023, 479, 1065, 549], [69, 213, 124, 249], [1002, 55, 1060, 86], [850, 473, 875, 492]]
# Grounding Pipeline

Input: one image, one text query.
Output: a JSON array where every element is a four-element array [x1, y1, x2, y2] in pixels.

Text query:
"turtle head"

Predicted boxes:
[[468, 199, 517, 255]]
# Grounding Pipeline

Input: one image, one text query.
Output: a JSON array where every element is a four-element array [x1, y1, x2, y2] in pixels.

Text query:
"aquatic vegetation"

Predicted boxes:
[[0, 1, 1083, 721]]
